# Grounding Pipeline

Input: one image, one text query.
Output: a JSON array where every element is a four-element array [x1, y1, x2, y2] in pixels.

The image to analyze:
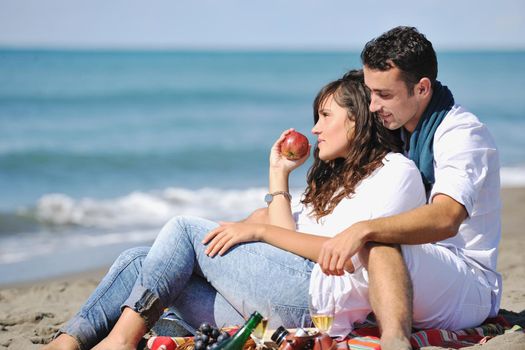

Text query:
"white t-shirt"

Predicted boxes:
[[297, 153, 426, 335], [294, 152, 426, 237], [431, 104, 502, 315]]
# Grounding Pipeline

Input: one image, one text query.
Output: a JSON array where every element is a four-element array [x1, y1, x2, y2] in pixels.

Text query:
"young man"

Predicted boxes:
[[317, 27, 501, 350]]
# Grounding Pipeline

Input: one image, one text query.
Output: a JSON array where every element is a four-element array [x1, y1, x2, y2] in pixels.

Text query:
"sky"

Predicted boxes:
[[0, 0, 524, 51]]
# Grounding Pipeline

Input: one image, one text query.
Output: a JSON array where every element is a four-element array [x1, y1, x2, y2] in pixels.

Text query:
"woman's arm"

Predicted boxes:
[[239, 207, 269, 224], [267, 169, 295, 229], [202, 221, 328, 262], [267, 129, 310, 229]]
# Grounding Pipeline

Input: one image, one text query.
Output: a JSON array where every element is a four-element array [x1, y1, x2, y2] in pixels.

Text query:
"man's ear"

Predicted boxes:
[[417, 78, 432, 97]]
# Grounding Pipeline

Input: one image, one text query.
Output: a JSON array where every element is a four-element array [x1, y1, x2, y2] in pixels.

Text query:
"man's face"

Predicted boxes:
[[363, 65, 423, 133]]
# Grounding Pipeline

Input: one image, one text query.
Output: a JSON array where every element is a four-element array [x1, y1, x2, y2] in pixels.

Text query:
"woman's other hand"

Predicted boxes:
[[270, 129, 310, 174], [202, 222, 265, 257]]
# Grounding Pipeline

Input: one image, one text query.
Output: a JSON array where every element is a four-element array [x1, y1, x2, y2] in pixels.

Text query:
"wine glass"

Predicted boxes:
[[308, 292, 335, 334], [249, 300, 271, 349]]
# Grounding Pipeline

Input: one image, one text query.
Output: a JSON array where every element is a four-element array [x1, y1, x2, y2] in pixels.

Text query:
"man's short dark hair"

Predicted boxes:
[[361, 26, 438, 93]]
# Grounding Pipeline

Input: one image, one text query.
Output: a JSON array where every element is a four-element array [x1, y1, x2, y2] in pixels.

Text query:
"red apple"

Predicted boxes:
[[147, 336, 176, 350], [281, 131, 309, 160]]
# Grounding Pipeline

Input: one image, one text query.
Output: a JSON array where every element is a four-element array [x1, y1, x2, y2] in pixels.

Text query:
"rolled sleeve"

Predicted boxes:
[[431, 160, 477, 215], [430, 107, 497, 217]]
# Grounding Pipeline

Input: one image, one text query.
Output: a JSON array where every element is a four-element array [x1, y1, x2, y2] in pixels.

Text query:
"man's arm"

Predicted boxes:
[[365, 193, 467, 244], [318, 193, 467, 275]]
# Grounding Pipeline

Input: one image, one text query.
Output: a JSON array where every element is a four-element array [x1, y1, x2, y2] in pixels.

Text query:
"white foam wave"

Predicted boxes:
[[32, 187, 303, 229], [25, 165, 525, 231], [3, 187, 304, 267], [501, 166, 525, 187], [28, 165, 525, 231], [0, 228, 159, 264]]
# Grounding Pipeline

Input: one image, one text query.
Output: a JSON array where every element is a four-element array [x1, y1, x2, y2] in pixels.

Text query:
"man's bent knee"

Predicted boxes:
[[358, 242, 402, 269]]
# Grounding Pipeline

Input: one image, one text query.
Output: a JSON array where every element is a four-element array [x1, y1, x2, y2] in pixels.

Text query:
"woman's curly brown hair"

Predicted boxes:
[[301, 69, 404, 220]]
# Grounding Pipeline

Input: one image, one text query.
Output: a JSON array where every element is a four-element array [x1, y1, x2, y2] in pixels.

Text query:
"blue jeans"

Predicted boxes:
[[59, 216, 314, 350]]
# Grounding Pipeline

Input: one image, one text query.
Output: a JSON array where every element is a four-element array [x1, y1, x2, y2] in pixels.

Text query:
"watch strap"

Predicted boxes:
[[265, 191, 292, 205]]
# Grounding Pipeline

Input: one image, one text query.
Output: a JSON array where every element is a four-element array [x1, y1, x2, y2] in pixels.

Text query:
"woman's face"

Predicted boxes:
[[312, 94, 355, 161]]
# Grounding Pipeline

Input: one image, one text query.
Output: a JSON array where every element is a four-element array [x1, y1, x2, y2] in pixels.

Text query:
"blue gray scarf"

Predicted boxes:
[[408, 81, 454, 191]]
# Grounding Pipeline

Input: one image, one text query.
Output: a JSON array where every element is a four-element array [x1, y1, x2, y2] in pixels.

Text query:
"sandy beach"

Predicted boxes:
[[1, 188, 524, 350]]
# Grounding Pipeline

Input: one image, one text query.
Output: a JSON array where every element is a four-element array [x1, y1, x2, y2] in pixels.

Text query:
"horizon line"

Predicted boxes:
[[2, 45, 525, 54]]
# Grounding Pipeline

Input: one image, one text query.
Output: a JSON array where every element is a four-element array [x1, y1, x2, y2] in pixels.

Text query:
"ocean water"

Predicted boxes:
[[1, 49, 524, 285]]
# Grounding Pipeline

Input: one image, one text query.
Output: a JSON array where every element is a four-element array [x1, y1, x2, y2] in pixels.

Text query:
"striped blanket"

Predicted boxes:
[[344, 311, 524, 349]]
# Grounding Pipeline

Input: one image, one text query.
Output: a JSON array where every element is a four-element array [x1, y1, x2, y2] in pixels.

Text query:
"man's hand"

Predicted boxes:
[[318, 194, 468, 275], [202, 222, 265, 257], [318, 221, 369, 275]]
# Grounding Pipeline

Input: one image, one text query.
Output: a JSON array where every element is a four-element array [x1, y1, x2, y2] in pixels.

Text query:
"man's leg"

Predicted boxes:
[[402, 244, 492, 331], [360, 243, 412, 350]]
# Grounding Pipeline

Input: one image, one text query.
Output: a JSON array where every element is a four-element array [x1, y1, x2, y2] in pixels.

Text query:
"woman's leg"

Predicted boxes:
[[44, 247, 150, 350], [48, 215, 313, 349], [172, 216, 313, 329], [98, 214, 313, 349], [114, 215, 313, 331], [166, 274, 245, 332], [90, 216, 221, 350]]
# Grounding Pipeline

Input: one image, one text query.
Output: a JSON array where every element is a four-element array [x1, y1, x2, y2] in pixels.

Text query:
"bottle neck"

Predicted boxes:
[[239, 311, 263, 334], [217, 312, 263, 350]]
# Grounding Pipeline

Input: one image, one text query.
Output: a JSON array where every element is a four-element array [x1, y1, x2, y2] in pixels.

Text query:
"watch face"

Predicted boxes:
[[264, 193, 273, 204]]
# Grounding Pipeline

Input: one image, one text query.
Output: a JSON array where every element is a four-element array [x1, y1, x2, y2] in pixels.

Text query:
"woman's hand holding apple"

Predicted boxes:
[[270, 129, 310, 174]]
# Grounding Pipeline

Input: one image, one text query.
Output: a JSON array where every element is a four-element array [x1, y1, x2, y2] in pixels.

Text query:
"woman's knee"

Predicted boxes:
[[154, 215, 215, 252], [155, 215, 192, 242], [110, 246, 149, 273], [160, 215, 201, 235]]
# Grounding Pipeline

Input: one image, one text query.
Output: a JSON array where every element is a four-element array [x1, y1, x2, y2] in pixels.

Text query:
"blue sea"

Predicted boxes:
[[1, 49, 524, 286]]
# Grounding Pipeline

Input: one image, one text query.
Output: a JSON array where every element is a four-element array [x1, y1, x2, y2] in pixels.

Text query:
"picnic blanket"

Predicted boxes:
[[146, 309, 525, 350], [345, 311, 524, 349]]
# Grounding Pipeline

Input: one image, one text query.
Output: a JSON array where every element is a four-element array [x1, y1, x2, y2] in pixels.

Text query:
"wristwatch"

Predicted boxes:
[[264, 191, 292, 205]]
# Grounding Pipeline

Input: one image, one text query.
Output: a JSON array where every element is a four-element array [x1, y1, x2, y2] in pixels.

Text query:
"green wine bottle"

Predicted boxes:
[[215, 311, 263, 350]]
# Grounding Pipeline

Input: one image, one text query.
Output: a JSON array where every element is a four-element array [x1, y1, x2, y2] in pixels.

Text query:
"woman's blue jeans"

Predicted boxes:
[[59, 216, 314, 350]]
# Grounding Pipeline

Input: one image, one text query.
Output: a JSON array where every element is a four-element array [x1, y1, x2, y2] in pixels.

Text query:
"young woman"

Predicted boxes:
[[44, 70, 425, 350]]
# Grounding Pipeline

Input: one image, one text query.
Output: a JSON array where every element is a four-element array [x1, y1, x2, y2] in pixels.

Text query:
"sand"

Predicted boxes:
[[1, 188, 524, 350]]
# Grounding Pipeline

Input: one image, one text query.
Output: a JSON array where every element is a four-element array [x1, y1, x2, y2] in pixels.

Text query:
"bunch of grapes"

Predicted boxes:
[[193, 323, 231, 350]]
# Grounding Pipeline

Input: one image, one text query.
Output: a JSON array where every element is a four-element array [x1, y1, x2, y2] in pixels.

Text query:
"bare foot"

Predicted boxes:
[[380, 335, 412, 350], [42, 334, 80, 350], [91, 336, 136, 350], [91, 307, 147, 350]]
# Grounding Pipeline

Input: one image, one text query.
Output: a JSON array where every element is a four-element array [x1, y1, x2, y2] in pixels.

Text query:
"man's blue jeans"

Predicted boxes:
[[59, 216, 314, 350]]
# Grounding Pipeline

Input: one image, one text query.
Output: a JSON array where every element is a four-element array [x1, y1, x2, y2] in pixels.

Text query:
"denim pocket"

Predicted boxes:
[[272, 303, 310, 328]]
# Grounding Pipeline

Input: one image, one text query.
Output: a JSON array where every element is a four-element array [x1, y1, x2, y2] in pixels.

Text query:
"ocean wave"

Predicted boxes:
[[27, 187, 296, 229], [0, 170, 523, 271], [0, 187, 303, 267], [11, 166, 525, 231], [0, 228, 159, 264]]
